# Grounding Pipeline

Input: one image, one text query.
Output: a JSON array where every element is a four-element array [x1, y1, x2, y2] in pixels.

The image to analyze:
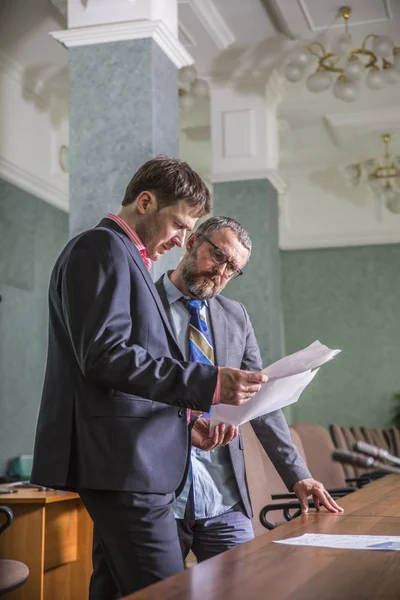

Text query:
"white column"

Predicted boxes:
[[209, 71, 287, 193], [50, 0, 191, 70]]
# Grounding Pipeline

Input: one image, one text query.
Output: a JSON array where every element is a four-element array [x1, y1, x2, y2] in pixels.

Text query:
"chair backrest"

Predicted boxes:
[[361, 427, 391, 451], [241, 422, 272, 537], [292, 423, 347, 488], [388, 427, 400, 457], [330, 424, 358, 479]]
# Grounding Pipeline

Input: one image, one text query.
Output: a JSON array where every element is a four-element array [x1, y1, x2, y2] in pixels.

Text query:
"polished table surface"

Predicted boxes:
[[125, 474, 400, 600]]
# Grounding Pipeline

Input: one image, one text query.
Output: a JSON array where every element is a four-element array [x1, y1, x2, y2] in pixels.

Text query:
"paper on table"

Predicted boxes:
[[274, 533, 400, 551], [210, 341, 341, 428]]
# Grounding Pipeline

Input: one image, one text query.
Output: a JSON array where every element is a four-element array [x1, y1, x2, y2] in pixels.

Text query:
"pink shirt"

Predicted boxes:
[[106, 213, 152, 270]]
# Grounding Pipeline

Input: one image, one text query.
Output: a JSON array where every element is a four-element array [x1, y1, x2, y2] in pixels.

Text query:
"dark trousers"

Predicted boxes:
[[79, 488, 184, 600], [176, 487, 254, 563]]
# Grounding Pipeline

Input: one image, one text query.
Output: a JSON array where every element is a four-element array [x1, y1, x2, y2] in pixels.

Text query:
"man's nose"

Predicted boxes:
[[172, 230, 185, 248], [214, 261, 229, 277]]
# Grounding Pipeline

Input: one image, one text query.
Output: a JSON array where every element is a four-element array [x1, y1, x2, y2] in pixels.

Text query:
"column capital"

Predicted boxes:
[[50, 0, 193, 69], [209, 83, 287, 193]]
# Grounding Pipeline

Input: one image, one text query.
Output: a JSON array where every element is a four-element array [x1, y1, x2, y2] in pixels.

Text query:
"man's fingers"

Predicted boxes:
[[243, 372, 268, 384], [298, 492, 309, 513], [221, 425, 238, 446], [314, 490, 343, 513]]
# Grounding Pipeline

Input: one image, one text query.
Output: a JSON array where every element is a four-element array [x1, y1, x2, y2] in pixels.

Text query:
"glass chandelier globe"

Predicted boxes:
[[372, 35, 395, 58], [333, 75, 359, 102], [331, 32, 353, 57], [306, 69, 333, 92]]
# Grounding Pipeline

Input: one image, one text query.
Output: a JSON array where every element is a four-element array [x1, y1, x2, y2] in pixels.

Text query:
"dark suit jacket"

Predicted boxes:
[[31, 218, 218, 494], [156, 277, 311, 519]]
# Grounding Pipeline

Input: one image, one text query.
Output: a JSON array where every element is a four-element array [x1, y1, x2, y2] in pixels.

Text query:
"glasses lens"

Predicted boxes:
[[212, 248, 226, 265]]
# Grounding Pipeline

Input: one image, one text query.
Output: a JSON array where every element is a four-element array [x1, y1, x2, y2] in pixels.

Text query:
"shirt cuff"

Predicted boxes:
[[212, 367, 221, 405]]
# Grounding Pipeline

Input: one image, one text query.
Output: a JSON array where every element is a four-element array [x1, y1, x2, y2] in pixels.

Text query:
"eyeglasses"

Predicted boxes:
[[198, 234, 243, 279]]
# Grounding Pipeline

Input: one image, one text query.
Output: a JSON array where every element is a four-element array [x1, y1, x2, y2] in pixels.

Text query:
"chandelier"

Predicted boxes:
[[283, 6, 400, 102], [179, 66, 209, 111], [344, 134, 400, 214]]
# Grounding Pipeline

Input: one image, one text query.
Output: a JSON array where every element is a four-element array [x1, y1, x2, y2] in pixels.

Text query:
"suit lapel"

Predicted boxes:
[[208, 297, 228, 367], [154, 277, 180, 348], [97, 219, 182, 357]]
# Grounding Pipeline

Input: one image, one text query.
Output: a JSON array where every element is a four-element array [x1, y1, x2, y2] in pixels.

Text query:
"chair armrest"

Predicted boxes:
[[259, 499, 315, 531], [0, 506, 14, 536]]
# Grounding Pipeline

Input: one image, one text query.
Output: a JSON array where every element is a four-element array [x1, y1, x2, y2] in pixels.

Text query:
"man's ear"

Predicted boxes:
[[186, 232, 197, 252], [135, 191, 157, 215]]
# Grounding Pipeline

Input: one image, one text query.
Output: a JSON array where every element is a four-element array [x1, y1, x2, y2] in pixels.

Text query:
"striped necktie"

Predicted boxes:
[[185, 299, 214, 417]]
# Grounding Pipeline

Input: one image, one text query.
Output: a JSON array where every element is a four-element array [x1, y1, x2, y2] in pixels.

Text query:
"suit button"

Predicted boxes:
[[178, 409, 186, 418]]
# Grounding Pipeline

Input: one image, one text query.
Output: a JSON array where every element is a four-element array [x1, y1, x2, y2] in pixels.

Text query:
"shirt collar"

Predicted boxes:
[[162, 272, 208, 307]]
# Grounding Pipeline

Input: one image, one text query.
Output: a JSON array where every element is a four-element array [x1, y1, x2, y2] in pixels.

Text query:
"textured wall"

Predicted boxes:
[[213, 179, 283, 367], [0, 180, 68, 475], [281, 245, 400, 429], [69, 37, 180, 275]]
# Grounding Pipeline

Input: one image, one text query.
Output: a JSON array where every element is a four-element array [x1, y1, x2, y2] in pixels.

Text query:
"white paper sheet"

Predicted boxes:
[[210, 341, 341, 428], [274, 533, 400, 551]]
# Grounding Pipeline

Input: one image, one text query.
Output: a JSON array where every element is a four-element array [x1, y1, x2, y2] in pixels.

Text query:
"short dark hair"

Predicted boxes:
[[195, 216, 252, 256], [122, 155, 211, 217]]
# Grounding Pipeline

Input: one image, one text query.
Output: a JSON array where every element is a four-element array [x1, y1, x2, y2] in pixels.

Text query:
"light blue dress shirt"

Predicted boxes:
[[162, 273, 241, 519]]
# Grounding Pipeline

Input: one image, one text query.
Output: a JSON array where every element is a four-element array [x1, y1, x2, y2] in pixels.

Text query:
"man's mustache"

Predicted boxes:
[[195, 271, 220, 284]]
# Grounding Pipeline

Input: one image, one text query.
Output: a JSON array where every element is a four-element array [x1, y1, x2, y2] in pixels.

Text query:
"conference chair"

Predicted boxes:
[[0, 506, 29, 595], [259, 423, 356, 530], [330, 424, 390, 483], [387, 426, 400, 456]]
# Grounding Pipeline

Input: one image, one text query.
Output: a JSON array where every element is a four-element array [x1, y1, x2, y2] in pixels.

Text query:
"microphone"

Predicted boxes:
[[352, 441, 400, 468], [332, 449, 400, 474]]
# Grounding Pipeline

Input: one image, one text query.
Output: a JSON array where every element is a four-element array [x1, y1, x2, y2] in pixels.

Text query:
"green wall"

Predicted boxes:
[[281, 244, 400, 429], [213, 179, 283, 368], [0, 180, 68, 475]]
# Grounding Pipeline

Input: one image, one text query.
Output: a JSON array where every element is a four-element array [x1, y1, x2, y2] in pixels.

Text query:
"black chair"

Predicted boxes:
[[0, 506, 29, 596]]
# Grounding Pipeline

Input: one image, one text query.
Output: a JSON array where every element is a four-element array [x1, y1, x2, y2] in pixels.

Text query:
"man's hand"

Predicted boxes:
[[192, 418, 238, 451], [293, 478, 344, 514], [219, 368, 268, 406]]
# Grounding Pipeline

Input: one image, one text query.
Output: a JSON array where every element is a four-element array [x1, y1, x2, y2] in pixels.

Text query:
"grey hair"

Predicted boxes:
[[195, 216, 252, 256]]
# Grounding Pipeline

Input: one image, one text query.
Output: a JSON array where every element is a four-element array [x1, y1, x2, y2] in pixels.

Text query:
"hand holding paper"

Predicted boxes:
[[211, 341, 341, 429]]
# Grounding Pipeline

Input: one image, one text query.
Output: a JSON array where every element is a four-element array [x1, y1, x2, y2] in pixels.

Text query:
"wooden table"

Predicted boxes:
[[125, 474, 400, 600], [0, 487, 93, 600]]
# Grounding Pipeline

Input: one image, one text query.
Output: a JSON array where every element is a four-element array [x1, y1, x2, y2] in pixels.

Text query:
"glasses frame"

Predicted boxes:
[[197, 234, 244, 279]]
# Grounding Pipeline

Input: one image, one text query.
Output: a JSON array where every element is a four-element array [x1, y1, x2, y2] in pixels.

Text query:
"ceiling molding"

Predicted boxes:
[[325, 107, 400, 129], [260, 0, 296, 38], [50, 20, 194, 68], [0, 156, 68, 213], [50, 0, 68, 18], [209, 169, 287, 193], [188, 0, 235, 50], [280, 228, 400, 251], [325, 108, 400, 148]]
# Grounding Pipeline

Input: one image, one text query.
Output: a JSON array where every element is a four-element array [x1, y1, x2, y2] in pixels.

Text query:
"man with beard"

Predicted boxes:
[[31, 158, 268, 599], [156, 215, 343, 562]]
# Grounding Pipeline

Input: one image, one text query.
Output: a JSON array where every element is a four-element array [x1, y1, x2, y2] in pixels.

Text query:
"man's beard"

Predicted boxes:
[[181, 256, 224, 300]]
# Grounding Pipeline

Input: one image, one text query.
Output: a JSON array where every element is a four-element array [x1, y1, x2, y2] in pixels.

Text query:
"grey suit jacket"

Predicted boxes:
[[155, 277, 311, 518]]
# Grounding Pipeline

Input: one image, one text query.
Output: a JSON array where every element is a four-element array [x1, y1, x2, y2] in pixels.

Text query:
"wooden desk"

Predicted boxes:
[[338, 474, 400, 517], [126, 475, 400, 600], [0, 488, 93, 600]]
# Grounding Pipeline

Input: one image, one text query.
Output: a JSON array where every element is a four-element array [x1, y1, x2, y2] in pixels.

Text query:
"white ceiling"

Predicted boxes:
[[2, 0, 400, 172]]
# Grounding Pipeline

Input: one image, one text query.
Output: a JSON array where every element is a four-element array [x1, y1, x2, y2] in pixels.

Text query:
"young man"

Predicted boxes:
[[31, 158, 267, 599], [156, 215, 343, 562]]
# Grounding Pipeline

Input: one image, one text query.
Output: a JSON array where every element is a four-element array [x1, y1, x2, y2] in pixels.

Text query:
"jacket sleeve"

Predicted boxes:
[[238, 304, 312, 490], [60, 229, 217, 412]]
